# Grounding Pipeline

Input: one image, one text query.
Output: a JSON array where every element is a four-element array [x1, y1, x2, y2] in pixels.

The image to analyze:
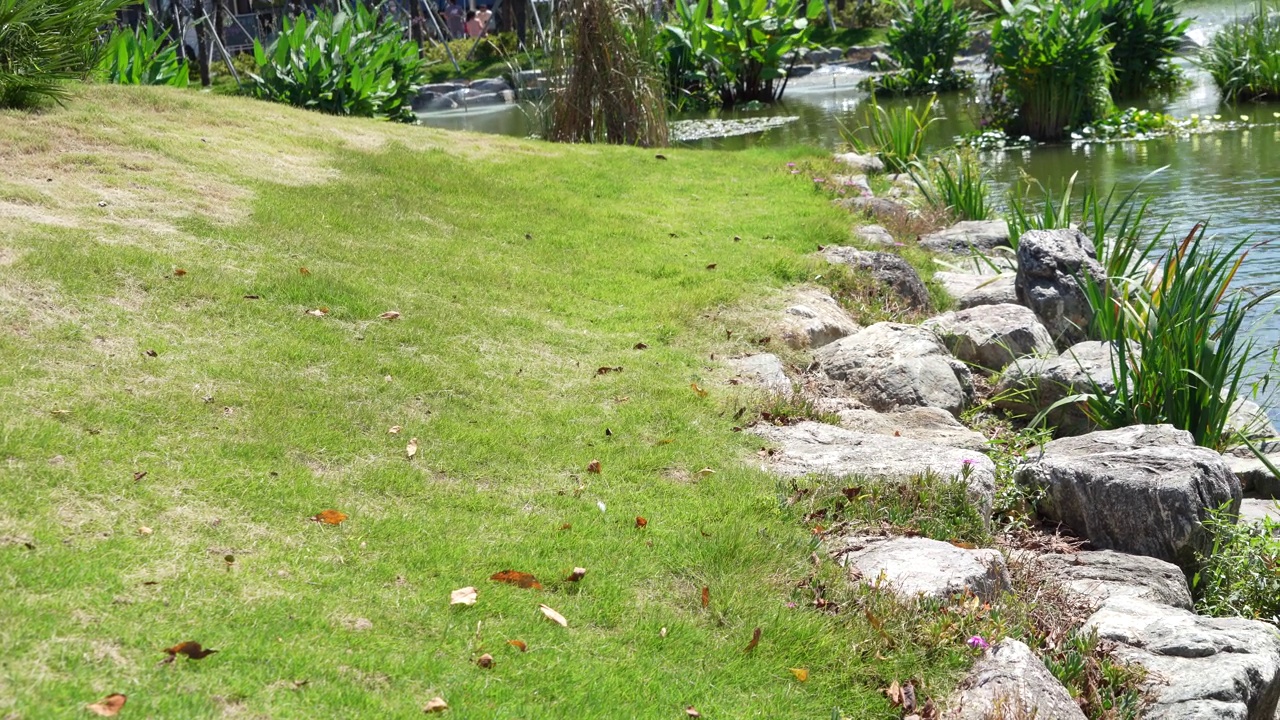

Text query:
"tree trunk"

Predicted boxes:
[[194, 0, 213, 87]]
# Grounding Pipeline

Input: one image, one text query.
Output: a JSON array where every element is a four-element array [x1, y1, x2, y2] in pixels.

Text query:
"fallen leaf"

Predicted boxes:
[[634, 342, 648, 350], [310, 509, 347, 525], [379, 311, 401, 320], [508, 639, 527, 652], [299, 267, 311, 275], [701, 586, 709, 608], [706, 263, 717, 270], [887, 680, 903, 707], [744, 626, 761, 653], [604, 428, 612, 437], [733, 235, 742, 242], [635, 516, 647, 529], [597, 500, 607, 513], [902, 681, 918, 712], [423, 696, 448, 713], [476, 653, 494, 669], [539, 603, 568, 627], [691, 383, 708, 398], [950, 540, 977, 549], [164, 641, 218, 660], [756, 336, 771, 346], [291, 679, 309, 689], [406, 437, 419, 459], [660, 627, 668, 638], [695, 468, 715, 478], [596, 366, 623, 375], [790, 668, 810, 682], [614, 395, 630, 403], [565, 567, 587, 582], [450, 586, 478, 606], [586, 459, 601, 474], [685, 706, 701, 717], [173, 268, 187, 277], [138, 526, 153, 536], [388, 425, 402, 434], [144, 349, 158, 357], [655, 154, 668, 160], [559, 523, 572, 530], [243, 294, 260, 300], [133, 471, 147, 482], [305, 308, 328, 317], [491, 570, 543, 589], [86, 693, 127, 717]]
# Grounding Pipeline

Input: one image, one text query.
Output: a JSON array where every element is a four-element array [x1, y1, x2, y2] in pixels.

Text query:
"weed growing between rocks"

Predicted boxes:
[[964, 412, 1051, 532], [817, 263, 941, 325], [1193, 504, 1280, 625], [745, 392, 840, 428]]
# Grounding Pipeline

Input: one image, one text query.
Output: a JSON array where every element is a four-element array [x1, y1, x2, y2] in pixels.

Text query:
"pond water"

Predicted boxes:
[[419, 0, 1280, 414]]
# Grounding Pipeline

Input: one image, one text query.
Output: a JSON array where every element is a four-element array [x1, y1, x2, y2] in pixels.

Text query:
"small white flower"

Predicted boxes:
[[597, 500, 607, 513]]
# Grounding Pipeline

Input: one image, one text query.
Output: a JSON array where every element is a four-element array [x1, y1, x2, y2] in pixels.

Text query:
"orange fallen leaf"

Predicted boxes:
[[476, 653, 494, 669], [138, 526, 153, 536], [685, 706, 701, 718], [586, 459, 602, 474], [423, 696, 448, 713], [310, 509, 347, 525], [635, 516, 647, 529], [173, 268, 188, 277], [379, 311, 401, 320], [701, 586, 709, 608], [450, 586, 477, 606], [85, 693, 126, 717], [508, 639, 527, 652], [790, 667, 809, 682], [298, 267, 311, 275], [559, 523, 572, 531], [565, 567, 587, 582], [491, 570, 542, 590], [406, 437, 419, 459], [691, 382, 708, 398], [164, 641, 218, 660], [744, 626, 761, 653], [539, 603, 568, 627]]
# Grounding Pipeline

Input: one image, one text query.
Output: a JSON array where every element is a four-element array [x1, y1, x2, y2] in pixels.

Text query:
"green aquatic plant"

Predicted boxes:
[[1201, 0, 1280, 101]]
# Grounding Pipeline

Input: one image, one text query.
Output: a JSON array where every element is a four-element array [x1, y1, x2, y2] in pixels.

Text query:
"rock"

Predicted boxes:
[[413, 93, 459, 112], [1223, 452, 1280, 495], [821, 246, 932, 310], [1083, 595, 1280, 720], [870, 51, 897, 70], [816, 323, 974, 417], [1240, 498, 1280, 532], [787, 64, 816, 78], [837, 196, 911, 221], [751, 421, 995, 515], [933, 272, 1017, 309], [780, 288, 860, 349], [814, 400, 988, 451], [833, 535, 1009, 603], [833, 152, 885, 174], [919, 220, 1011, 255], [945, 638, 1086, 720], [922, 303, 1055, 375], [1228, 397, 1279, 441], [993, 340, 1130, 436], [1027, 550, 1193, 610], [855, 224, 895, 247], [1015, 229, 1106, 349], [727, 354, 791, 394], [833, 174, 872, 196], [1015, 424, 1241, 569], [468, 77, 512, 93]]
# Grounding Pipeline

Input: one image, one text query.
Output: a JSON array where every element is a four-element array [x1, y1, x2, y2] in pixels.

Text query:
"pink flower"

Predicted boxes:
[[967, 635, 990, 650], [786, 162, 797, 168], [813, 178, 825, 183]]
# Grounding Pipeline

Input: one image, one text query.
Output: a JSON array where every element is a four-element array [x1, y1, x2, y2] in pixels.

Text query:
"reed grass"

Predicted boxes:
[[1201, 0, 1280, 102]]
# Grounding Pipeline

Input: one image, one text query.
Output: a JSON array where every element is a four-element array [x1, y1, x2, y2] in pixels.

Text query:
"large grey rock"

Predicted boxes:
[[1084, 595, 1280, 720], [1223, 452, 1280, 496], [751, 421, 995, 515], [994, 341, 1129, 436], [815, 400, 988, 451], [833, 535, 1009, 603], [922, 303, 1056, 375], [1027, 549, 1193, 610], [1015, 229, 1106, 349], [833, 152, 884, 174], [469, 77, 512, 93], [780, 288, 860, 349], [934, 272, 1018, 309], [1240, 498, 1280, 533], [919, 220, 1011, 255], [833, 174, 872, 196], [1228, 398, 1279, 441], [821, 246, 931, 310], [727, 354, 791, 394], [945, 638, 1086, 720], [855, 224, 895, 247], [816, 323, 974, 417], [1015, 425, 1241, 569]]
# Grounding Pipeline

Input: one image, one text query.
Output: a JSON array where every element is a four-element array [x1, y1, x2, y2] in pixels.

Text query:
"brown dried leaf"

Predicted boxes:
[[305, 308, 328, 317], [690, 383, 708, 398], [790, 667, 809, 682], [539, 603, 568, 627], [86, 693, 127, 717], [476, 653, 494, 669], [450, 586, 478, 605], [406, 438, 419, 459], [164, 641, 218, 659], [685, 706, 701, 717], [388, 425, 402, 434], [565, 567, 587, 582], [298, 267, 311, 275], [744, 626, 761, 653], [379, 311, 401, 320], [173, 268, 188, 277], [596, 366, 623, 375], [635, 516, 647, 529], [634, 342, 648, 350], [508, 639, 527, 652], [586, 459, 602, 474], [887, 680, 903, 707], [138, 526, 153, 536], [310, 509, 347, 525], [706, 263, 717, 270], [701, 586, 709, 608], [491, 570, 542, 590], [423, 696, 448, 713]]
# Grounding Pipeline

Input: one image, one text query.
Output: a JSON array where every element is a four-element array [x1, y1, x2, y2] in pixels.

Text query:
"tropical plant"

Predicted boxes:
[[858, 67, 974, 96], [545, 0, 668, 146], [1194, 502, 1280, 626], [0, 0, 131, 109], [987, 0, 1115, 141], [1200, 0, 1280, 102], [839, 94, 937, 173], [97, 19, 189, 87], [1099, 0, 1189, 98], [248, 2, 425, 122], [887, 0, 974, 76], [660, 0, 821, 107], [908, 150, 993, 221]]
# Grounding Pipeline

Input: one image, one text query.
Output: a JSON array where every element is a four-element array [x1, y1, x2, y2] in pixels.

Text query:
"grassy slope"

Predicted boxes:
[[0, 86, 966, 718]]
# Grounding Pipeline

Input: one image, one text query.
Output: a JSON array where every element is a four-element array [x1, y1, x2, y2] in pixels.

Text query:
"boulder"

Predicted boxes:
[[468, 77, 512, 93], [727, 354, 791, 395], [934, 272, 1018, 309], [1015, 424, 1241, 569], [833, 152, 885, 174], [833, 174, 872, 196], [750, 421, 995, 515], [1084, 595, 1280, 720], [944, 638, 1086, 720], [821, 247, 932, 310], [993, 341, 1130, 436], [1228, 397, 1279, 441], [1015, 229, 1106, 349], [922, 303, 1055, 375], [816, 323, 974, 417], [855, 224, 895, 247], [1026, 549, 1193, 610], [837, 196, 910, 221], [1240, 497, 1280, 532], [833, 535, 1009, 603], [786, 64, 816, 79], [918, 220, 1011, 255], [780, 288, 859, 349], [814, 400, 988, 451], [1223, 452, 1280, 496]]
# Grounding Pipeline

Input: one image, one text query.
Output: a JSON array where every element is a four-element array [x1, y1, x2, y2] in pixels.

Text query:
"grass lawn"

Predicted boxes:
[[0, 85, 981, 718]]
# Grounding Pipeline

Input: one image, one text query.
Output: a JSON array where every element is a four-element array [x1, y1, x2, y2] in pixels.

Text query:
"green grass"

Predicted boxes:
[[0, 84, 999, 718]]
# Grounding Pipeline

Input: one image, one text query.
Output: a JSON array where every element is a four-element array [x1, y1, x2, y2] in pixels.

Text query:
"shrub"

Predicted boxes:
[[1201, 0, 1280, 102], [248, 2, 425, 122], [545, 0, 668, 146], [988, 0, 1114, 141], [1194, 503, 1280, 625], [886, 0, 974, 77], [839, 93, 937, 173], [1099, 0, 1189, 98], [907, 150, 992, 221], [858, 67, 973, 96], [0, 0, 130, 109], [97, 19, 189, 87]]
